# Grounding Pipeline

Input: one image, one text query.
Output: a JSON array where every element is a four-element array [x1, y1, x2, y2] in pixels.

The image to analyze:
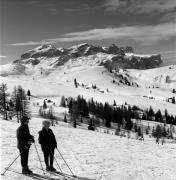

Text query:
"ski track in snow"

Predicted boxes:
[[1, 101, 176, 180]]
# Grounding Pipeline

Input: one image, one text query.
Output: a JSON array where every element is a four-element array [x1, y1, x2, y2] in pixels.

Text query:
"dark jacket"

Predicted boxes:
[[38, 128, 57, 151], [16, 124, 34, 149]]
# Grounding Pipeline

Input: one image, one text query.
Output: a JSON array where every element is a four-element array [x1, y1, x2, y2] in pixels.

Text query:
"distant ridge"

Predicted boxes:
[[12, 43, 162, 70]]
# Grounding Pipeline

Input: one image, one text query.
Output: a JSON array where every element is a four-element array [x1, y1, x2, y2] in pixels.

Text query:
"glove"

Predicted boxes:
[[25, 145, 29, 149], [27, 141, 33, 145], [30, 135, 35, 143]]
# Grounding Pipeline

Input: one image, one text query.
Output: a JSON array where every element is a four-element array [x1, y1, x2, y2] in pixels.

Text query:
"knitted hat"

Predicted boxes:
[[21, 116, 30, 124]]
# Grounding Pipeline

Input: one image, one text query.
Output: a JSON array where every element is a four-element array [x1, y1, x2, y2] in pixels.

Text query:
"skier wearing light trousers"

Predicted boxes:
[[38, 120, 57, 172]]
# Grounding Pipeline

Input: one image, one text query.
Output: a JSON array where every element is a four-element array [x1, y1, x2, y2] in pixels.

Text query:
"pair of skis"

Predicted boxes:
[[37, 167, 77, 180], [6, 167, 77, 180], [4, 168, 48, 180]]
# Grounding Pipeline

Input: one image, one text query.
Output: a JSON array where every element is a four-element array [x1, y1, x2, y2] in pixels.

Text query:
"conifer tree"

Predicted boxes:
[[148, 106, 155, 120], [0, 83, 9, 120], [89, 98, 96, 114], [152, 127, 155, 137], [68, 98, 73, 114], [165, 109, 168, 120], [74, 78, 78, 88], [155, 125, 162, 139], [12, 86, 30, 122], [17, 86, 30, 120], [39, 106, 43, 117], [60, 96, 66, 107], [27, 90, 31, 100], [88, 118, 94, 130], [137, 126, 142, 137], [155, 109, 163, 122], [71, 101, 79, 128], [115, 123, 121, 135], [43, 100, 47, 109], [104, 102, 111, 128], [81, 98, 89, 117], [64, 114, 67, 123], [23, 99, 31, 118], [77, 95, 82, 111], [142, 113, 147, 120], [12, 86, 20, 122], [105, 119, 111, 128], [162, 126, 167, 137]]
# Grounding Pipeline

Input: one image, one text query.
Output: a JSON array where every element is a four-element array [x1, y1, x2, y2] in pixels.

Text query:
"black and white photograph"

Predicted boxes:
[[0, 0, 176, 179]]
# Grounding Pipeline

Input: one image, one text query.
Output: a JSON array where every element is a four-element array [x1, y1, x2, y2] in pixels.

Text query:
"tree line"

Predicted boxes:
[[60, 95, 176, 128], [0, 83, 31, 122], [60, 95, 176, 143]]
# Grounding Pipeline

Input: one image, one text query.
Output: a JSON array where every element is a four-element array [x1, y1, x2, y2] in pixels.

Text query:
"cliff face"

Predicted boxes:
[[20, 45, 62, 59], [109, 54, 162, 69], [13, 43, 163, 70]]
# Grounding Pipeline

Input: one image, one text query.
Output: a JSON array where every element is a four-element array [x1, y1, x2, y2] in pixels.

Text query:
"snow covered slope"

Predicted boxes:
[[0, 43, 175, 114], [1, 43, 162, 77], [0, 64, 176, 117], [0, 63, 26, 76], [128, 65, 176, 88], [1, 102, 176, 180]]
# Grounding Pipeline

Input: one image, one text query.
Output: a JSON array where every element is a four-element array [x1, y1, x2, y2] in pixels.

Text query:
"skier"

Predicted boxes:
[[16, 116, 34, 174], [38, 120, 57, 172]]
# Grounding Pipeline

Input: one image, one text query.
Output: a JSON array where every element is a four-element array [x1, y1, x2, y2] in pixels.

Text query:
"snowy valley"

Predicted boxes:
[[0, 43, 176, 180]]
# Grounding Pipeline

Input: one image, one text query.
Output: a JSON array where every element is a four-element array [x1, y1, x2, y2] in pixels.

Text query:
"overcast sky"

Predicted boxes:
[[0, 0, 176, 64]]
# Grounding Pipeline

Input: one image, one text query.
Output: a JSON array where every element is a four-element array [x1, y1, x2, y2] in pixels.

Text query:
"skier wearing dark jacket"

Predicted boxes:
[[38, 120, 57, 171], [16, 116, 34, 174]]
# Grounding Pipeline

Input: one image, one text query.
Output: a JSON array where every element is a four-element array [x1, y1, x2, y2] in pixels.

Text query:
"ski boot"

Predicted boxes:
[[50, 166, 56, 172], [27, 166, 33, 174], [22, 167, 30, 174], [46, 166, 50, 171]]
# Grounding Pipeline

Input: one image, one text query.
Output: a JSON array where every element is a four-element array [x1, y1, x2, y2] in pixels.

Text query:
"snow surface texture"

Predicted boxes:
[[0, 99, 176, 180], [0, 64, 26, 76], [1, 100, 176, 180]]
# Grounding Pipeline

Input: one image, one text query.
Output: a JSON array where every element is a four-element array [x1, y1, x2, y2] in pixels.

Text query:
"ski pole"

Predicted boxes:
[[56, 147, 76, 177], [1, 149, 24, 176], [47, 147, 63, 173], [33, 142, 45, 175], [47, 147, 67, 180]]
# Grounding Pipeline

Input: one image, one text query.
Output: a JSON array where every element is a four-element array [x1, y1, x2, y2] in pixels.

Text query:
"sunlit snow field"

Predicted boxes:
[[0, 62, 176, 180]]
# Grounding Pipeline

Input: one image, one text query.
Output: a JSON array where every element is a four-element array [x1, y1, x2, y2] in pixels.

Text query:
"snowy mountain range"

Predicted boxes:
[[12, 43, 162, 70], [0, 43, 175, 115]]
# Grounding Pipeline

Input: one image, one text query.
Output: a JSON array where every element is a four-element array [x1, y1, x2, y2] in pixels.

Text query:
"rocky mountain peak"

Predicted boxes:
[[14, 43, 162, 70], [33, 44, 56, 51]]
